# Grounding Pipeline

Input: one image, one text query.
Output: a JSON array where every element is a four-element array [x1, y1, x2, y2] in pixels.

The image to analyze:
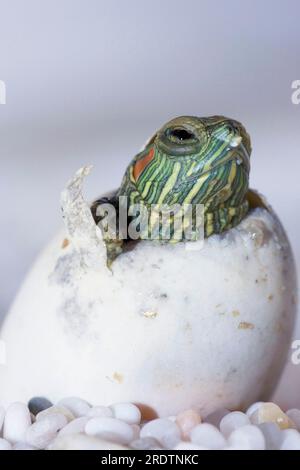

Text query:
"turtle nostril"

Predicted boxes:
[[169, 128, 195, 141]]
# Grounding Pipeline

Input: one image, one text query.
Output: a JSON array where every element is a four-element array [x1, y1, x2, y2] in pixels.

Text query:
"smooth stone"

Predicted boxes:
[[26, 413, 68, 449], [174, 441, 208, 450], [223, 445, 244, 450], [190, 423, 226, 450], [130, 437, 163, 450], [3, 402, 32, 444], [86, 406, 113, 418], [58, 417, 90, 436], [204, 408, 229, 428], [0, 438, 12, 450], [257, 422, 283, 450], [49, 433, 129, 450], [28, 397, 53, 416], [85, 417, 134, 445], [36, 405, 74, 423], [57, 397, 90, 418], [228, 425, 265, 450], [110, 403, 141, 425], [131, 424, 140, 441], [220, 411, 250, 438], [140, 418, 181, 448], [286, 409, 300, 431], [280, 429, 300, 450], [250, 402, 295, 430], [175, 409, 201, 440], [13, 442, 38, 450], [245, 401, 264, 418]]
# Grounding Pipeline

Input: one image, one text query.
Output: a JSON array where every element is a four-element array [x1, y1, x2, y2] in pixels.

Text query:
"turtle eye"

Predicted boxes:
[[167, 128, 196, 142], [157, 125, 201, 156]]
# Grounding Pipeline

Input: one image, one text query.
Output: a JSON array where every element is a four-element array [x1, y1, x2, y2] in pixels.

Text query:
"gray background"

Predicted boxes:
[[0, 0, 300, 406]]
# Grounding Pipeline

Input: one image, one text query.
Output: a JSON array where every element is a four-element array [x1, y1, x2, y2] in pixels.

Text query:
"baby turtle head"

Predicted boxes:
[[128, 115, 251, 210], [156, 115, 251, 160], [97, 115, 252, 265]]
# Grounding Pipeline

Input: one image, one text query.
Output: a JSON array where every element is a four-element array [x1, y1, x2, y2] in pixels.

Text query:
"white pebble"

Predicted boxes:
[[258, 423, 283, 450], [85, 417, 134, 445], [131, 424, 140, 441], [26, 413, 68, 449], [140, 418, 181, 448], [223, 444, 245, 450], [130, 437, 162, 450], [0, 438, 12, 450], [246, 402, 264, 418], [3, 402, 32, 444], [220, 411, 250, 438], [228, 425, 265, 450], [205, 408, 229, 427], [36, 405, 74, 423], [49, 434, 129, 450], [13, 442, 38, 450], [280, 429, 300, 450], [58, 417, 90, 436], [191, 423, 226, 450], [110, 403, 141, 425], [286, 409, 300, 431], [57, 397, 90, 418], [174, 441, 208, 450], [86, 406, 113, 418]]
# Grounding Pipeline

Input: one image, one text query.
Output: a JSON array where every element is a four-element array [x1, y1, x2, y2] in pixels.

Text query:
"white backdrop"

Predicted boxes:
[[0, 0, 299, 407]]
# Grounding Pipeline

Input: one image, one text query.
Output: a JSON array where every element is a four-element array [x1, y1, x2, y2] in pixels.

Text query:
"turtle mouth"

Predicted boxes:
[[134, 147, 250, 200], [172, 145, 250, 190]]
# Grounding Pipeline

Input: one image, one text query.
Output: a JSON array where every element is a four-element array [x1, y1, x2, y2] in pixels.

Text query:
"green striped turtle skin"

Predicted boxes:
[[92, 115, 251, 265]]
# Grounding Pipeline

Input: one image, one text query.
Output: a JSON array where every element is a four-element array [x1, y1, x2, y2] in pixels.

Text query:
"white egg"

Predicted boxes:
[[0, 167, 296, 417]]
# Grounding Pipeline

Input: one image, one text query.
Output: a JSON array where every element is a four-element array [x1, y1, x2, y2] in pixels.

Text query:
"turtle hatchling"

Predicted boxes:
[[0, 115, 296, 417]]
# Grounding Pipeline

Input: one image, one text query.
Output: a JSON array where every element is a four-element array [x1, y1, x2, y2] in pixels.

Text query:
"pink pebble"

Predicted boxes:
[[175, 409, 201, 439]]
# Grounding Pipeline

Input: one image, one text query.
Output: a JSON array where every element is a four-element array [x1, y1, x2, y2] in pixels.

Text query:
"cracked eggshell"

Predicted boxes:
[[0, 168, 297, 417]]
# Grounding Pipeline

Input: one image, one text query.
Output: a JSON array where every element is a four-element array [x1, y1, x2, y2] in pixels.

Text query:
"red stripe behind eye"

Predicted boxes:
[[133, 147, 155, 181]]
